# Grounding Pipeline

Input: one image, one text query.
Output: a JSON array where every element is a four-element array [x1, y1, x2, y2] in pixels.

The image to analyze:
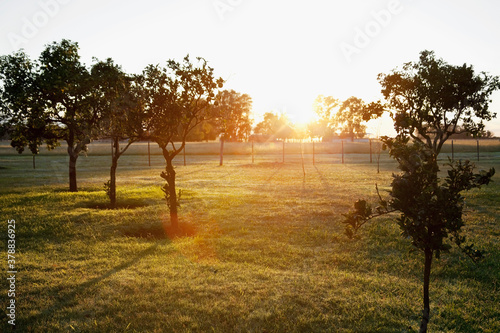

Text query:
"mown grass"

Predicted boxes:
[[0, 151, 499, 332]]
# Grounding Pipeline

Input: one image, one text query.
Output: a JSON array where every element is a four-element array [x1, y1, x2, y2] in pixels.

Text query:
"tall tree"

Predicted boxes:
[[91, 58, 145, 207], [1, 40, 97, 189], [37, 40, 97, 192], [140, 56, 223, 229], [343, 50, 499, 332], [213, 89, 253, 142], [253, 112, 293, 140]]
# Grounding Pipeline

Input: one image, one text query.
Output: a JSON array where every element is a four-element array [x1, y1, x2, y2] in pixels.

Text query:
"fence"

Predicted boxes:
[[1, 139, 499, 168]]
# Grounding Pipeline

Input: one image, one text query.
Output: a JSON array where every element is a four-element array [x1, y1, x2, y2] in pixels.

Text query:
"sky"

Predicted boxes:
[[1, 0, 500, 137]]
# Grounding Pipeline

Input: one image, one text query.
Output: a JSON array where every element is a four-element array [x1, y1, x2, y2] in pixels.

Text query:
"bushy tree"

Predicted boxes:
[[140, 55, 223, 229], [0, 40, 98, 191], [213, 89, 253, 142], [336, 97, 384, 141], [309, 95, 383, 141], [91, 58, 145, 207], [0, 51, 56, 158], [342, 51, 499, 332], [253, 112, 293, 140]]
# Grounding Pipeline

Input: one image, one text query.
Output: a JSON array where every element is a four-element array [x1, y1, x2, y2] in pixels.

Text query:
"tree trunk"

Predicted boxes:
[[110, 157, 118, 208], [69, 153, 78, 192], [161, 153, 179, 230], [167, 160, 178, 229], [419, 247, 433, 333]]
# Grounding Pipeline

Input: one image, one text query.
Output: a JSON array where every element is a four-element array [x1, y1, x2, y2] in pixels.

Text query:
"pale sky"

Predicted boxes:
[[1, 0, 500, 136]]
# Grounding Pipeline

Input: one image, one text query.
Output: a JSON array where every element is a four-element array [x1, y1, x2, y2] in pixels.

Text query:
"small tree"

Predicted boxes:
[[342, 50, 499, 332], [309, 95, 338, 141], [0, 51, 56, 161], [140, 56, 223, 230], [309, 95, 383, 141], [253, 112, 293, 140], [91, 58, 145, 208], [213, 90, 253, 142], [336, 97, 384, 141]]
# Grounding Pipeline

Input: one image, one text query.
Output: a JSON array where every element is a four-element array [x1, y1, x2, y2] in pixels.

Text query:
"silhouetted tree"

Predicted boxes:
[[309, 95, 338, 141], [336, 97, 384, 141], [213, 90, 253, 142], [309, 95, 383, 141], [91, 58, 145, 207], [1, 40, 98, 191], [343, 50, 499, 332], [253, 112, 293, 140], [0, 51, 57, 159], [140, 55, 223, 229]]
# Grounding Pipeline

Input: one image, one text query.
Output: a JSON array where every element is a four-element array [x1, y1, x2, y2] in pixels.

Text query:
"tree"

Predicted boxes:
[[342, 51, 499, 332], [140, 55, 223, 230], [38, 40, 98, 192], [0, 51, 57, 160], [379, 50, 499, 155], [309, 95, 338, 141], [336, 97, 384, 141], [213, 90, 253, 142], [0, 40, 97, 190], [309, 95, 383, 141], [91, 58, 145, 208], [253, 112, 293, 140]]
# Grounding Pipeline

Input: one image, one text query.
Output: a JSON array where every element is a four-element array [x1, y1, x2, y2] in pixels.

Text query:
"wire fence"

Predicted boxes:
[[1, 139, 500, 168]]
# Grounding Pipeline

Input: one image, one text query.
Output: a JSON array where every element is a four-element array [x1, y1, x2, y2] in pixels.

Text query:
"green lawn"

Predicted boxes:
[[0, 150, 499, 332]]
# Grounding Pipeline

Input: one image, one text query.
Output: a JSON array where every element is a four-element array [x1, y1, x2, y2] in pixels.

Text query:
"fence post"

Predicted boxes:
[[252, 140, 254, 164], [219, 138, 224, 166], [148, 140, 151, 167], [341, 140, 344, 164], [451, 140, 454, 161], [313, 141, 315, 165], [369, 139, 372, 163], [477, 139, 480, 161], [183, 145, 186, 166], [282, 140, 285, 163]]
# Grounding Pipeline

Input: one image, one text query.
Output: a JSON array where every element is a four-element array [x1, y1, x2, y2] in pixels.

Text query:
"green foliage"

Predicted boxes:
[[139, 55, 224, 227], [343, 50, 500, 332], [103, 180, 111, 199], [378, 50, 500, 155]]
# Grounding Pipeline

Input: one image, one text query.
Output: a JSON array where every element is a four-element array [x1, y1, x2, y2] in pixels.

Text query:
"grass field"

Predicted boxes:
[[0, 145, 499, 332]]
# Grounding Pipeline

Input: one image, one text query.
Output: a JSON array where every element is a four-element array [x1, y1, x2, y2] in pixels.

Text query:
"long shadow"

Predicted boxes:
[[24, 239, 168, 325], [314, 165, 332, 193]]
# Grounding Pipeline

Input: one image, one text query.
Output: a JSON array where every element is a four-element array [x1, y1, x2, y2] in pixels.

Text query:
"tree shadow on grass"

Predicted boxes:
[[314, 165, 332, 193], [82, 200, 150, 210], [23, 239, 167, 328]]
